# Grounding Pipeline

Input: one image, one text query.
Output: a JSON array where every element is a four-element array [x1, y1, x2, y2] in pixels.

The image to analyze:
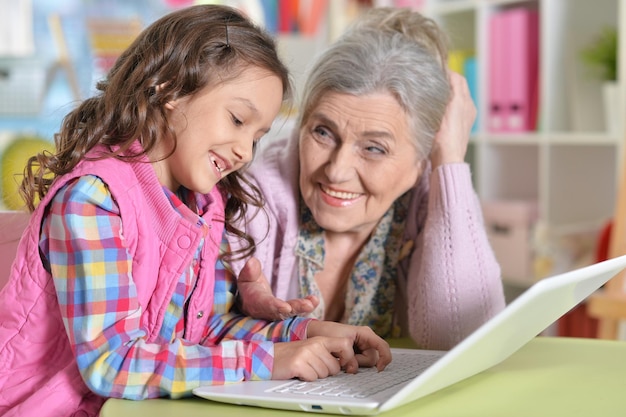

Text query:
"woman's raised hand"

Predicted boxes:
[[429, 70, 477, 170], [236, 257, 319, 320]]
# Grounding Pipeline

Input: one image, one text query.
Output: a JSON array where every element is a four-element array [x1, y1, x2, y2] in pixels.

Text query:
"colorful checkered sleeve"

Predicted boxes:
[[39, 175, 310, 400], [204, 253, 310, 379]]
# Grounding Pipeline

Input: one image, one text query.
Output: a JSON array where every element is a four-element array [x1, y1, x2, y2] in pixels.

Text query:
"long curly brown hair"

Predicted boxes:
[[19, 4, 292, 262]]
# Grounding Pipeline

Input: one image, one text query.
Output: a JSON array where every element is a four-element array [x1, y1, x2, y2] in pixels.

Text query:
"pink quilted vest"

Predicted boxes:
[[0, 147, 224, 416]]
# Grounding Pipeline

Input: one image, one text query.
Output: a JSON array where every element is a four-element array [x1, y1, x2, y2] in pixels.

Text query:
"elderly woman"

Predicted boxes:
[[230, 7, 505, 350]]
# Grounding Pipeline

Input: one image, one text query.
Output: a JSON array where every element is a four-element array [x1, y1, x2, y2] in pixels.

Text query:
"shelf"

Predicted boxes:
[[425, 0, 623, 283], [426, 0, 477, 15], [475, 132, 621, 145]]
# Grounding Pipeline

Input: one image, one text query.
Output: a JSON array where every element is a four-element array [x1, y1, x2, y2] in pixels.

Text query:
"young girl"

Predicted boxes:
[[0, 5, 390, 417]]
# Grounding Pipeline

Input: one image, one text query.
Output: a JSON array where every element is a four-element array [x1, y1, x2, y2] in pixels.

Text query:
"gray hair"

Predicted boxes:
[[297, 7, 450, 160]]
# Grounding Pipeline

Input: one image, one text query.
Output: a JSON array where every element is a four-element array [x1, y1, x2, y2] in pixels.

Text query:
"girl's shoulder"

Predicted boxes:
[[53, 175, 117, 211]]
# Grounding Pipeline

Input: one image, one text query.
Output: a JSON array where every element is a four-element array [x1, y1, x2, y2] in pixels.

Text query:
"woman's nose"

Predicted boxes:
[[324, 145, 355, 182]]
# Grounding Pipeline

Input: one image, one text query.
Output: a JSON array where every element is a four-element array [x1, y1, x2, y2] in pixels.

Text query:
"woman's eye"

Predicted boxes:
[[364, 144, 387, 155], [312, 125, 331, 139]]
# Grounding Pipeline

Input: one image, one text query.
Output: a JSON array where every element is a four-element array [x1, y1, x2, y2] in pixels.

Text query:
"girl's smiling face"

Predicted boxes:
[[299, 91, 422, 237], [153, 66, 283, 194]]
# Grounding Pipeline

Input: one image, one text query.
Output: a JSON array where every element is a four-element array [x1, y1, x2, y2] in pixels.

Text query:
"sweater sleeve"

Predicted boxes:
[[405, 163, 505, 350], [227, 135, 302, 301], [40, 176, 309, 401]]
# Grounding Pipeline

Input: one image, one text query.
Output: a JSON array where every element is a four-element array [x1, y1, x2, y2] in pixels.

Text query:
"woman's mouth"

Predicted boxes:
[[321, 185, 360, 199], [320, 184, 362, 207]]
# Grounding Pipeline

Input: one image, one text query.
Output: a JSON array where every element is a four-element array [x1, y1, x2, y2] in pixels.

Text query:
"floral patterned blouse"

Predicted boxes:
[[295, 192, 411, 338]]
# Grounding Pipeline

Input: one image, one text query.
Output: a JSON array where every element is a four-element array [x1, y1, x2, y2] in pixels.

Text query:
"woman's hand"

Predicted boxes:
[[429, 70, 477, 170], [237, 257, 319, 320]]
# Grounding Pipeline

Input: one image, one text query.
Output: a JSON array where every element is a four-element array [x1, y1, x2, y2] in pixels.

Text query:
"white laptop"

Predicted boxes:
[[193, 255, 626, 415]]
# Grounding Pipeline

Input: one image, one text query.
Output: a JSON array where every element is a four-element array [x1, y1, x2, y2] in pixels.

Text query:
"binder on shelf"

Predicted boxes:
[[487, 8, 539, 133], [278, 0, 299, 33], [298, 0, 328, 37], [504, 8, 539, 132], [260, 0, 278, 33], [487, 11, 508, 132], [448, 49, 478, 133], [464, 56, 479, 133], [448, 49, 467, 75]]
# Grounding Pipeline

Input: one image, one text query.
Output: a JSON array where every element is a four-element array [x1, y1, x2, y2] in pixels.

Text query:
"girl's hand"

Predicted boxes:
[[306, 321, 392, 373], [429, 70, 476, 170], [272, 321, 392, 381], [272, 337, 356, 381], [237, 257, 319, 320]]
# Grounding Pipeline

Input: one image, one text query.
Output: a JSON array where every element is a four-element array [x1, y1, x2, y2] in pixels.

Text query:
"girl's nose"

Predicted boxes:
[[232, 137, 254, 164]]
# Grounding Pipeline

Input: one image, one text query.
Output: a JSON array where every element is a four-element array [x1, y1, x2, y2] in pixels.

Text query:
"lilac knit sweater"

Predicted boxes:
[[229, 135, 505, 350]]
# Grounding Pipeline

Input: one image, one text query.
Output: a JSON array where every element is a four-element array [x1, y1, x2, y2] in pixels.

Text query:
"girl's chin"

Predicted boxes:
[[194, 180, 218, 194]]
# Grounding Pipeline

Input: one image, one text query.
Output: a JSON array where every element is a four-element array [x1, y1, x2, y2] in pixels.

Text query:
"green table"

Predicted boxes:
[[100, 337, 626, 416]]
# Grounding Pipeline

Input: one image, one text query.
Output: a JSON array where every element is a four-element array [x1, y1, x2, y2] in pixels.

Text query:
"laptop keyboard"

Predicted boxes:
[[268, 350, 443, 398]]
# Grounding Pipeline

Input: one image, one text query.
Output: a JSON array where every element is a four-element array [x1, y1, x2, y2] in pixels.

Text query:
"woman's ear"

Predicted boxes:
[[414, 159, 428, 186]]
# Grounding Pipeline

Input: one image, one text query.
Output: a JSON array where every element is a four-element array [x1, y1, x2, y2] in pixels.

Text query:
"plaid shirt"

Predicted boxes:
[[39, 175, 309, 399]]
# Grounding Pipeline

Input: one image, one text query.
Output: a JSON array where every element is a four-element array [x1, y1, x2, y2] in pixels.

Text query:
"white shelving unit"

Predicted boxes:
[[418, 0, 625, 287]]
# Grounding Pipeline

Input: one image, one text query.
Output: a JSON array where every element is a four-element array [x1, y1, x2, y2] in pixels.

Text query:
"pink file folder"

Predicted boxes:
[[487, 11, 508, 132], [298, 0, 328, 37], [488, 8, 540, 133], [504, 8, 539, 132]]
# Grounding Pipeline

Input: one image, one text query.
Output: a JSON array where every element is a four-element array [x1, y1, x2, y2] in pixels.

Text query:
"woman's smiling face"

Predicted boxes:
[[298, 91, 423, 236]]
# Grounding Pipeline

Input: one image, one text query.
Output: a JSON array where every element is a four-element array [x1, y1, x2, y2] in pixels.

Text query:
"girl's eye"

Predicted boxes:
[[231, 114, 243, 126]]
